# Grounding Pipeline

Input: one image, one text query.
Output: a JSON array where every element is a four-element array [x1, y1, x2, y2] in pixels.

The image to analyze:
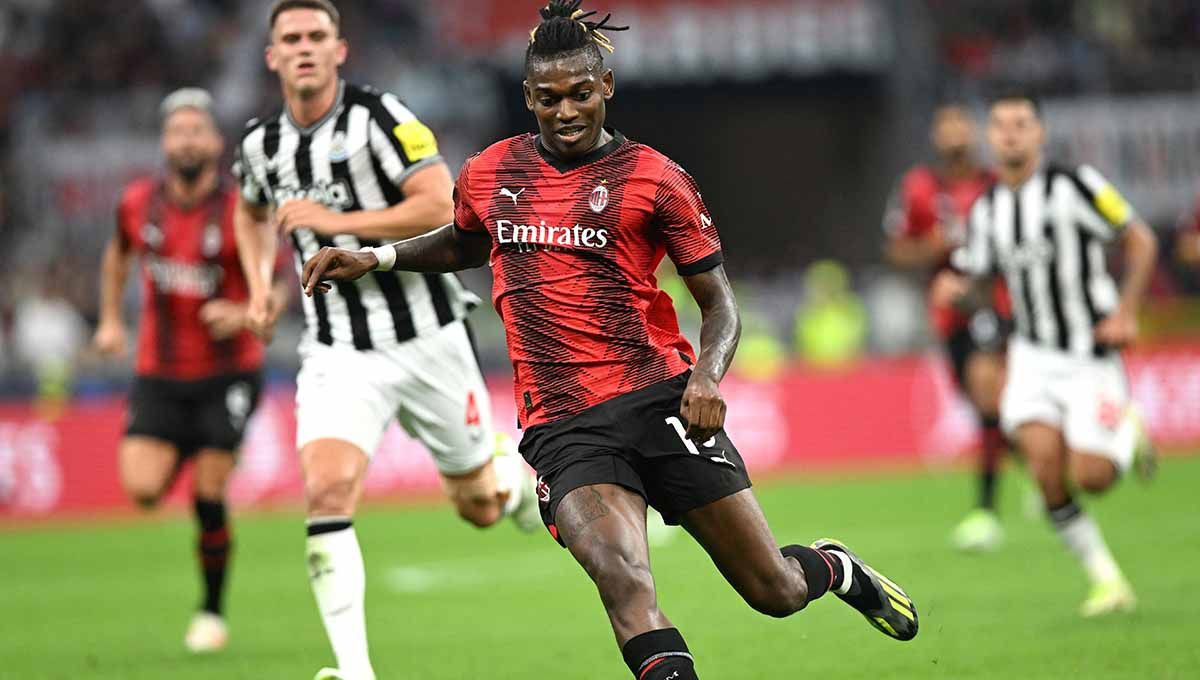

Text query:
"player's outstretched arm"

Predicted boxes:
[[233, 196, 283, 339], [1096, 220, 1158, 346], [679, 264, 742, 442], [276, 163, 455, 241], [94, 231, 135, 357], [303, 223, 490, 296]]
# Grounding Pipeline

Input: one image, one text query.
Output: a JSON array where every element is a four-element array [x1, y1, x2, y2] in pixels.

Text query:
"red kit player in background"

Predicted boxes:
[[884, 105, 1012, 552], [93, 89, 288, 653], [302, 3, 919, 677]]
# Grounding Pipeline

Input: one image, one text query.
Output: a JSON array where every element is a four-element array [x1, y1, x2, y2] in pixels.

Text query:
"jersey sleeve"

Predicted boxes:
[[1071, 164, 1136, 242], [367, 92, 444, 188], [950, 196, 993, 276], [897, 169, 938, 238], [232, 127, 269, 207], [654, 162, 723, 276], [452, 156, 485, 234]]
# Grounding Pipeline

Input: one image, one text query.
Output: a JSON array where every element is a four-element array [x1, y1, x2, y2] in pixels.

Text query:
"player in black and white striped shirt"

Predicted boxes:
[[232, 3, 537, 679], [939, 91, 1158, 618]]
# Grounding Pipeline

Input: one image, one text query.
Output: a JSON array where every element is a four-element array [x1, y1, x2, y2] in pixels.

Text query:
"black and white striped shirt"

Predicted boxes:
[[953, 163, 1135, 358], [233, 81, 476, 350]]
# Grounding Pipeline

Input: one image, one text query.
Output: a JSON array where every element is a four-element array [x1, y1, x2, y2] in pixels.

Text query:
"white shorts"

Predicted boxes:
[[295, 320, 493, 475], [1001, 338, 1132, 468]]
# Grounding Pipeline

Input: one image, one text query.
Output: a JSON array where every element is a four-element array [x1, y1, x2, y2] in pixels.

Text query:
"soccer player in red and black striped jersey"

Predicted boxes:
[[94, 88, 287, 654], [883, 105, 1012, 552], [302, 3, 919, 676]]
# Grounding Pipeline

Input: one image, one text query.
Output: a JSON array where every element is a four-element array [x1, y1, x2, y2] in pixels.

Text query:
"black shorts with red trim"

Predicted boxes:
[[945, 308, 1012, 388], [126, 371, 262, 457], [519, 371, 752, 546]]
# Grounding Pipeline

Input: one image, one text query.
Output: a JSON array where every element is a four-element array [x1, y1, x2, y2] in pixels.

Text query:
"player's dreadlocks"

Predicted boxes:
[[525, 1, 628, 73]]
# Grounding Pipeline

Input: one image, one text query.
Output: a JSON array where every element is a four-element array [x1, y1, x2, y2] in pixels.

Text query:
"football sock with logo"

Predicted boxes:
[[978, 416, 1005, 511], [622, 628, 698, 680], [195, 498, 231, 616], [307, 518, 375, 680], [780, 544, 845, 603], [1048, 499, 1122, 584]]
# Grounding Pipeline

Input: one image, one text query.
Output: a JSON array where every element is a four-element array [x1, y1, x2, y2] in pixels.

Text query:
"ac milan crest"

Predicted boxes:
[[589, 183, 609, 213]]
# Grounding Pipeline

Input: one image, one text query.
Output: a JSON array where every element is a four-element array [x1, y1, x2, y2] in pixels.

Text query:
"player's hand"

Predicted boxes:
[[93, 320, 128, 358], [302, 246, 377, 296], [276, 199, 347, 236], [931, 271, 970, 308], [245, 293, 282, 342], [199, 299, 248, 341], [680, 373, 726, 444], [1095, 307, 1138, 347]]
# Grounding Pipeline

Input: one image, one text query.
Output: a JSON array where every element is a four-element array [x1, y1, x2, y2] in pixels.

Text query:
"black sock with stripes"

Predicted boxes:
[[195, 498, 231, 616], [979, 416, 1004, 510], [780, 544, 845, 603], [622, 628, 698, 680]]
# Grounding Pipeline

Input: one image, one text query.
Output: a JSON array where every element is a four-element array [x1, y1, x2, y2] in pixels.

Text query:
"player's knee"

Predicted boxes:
[[589, 552, 657, 616], [305, 473, 358, 516], [121, 478, 164, 509], [454, 495, 502, 528], [1070, 457, 1117, 494]]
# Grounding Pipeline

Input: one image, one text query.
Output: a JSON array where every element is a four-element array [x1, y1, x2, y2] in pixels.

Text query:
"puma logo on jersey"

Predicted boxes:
[[499, 187, 525, 205]]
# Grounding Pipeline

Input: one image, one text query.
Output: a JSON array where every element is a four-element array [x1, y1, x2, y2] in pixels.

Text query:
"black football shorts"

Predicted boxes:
[[519, 371, 752, 546], [946, 308, 1012, 388], [126, 372, 262, 457]]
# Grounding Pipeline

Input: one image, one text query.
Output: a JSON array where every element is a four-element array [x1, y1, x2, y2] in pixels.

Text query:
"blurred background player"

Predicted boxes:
[[1174, 192, 1200, 268], [232, 2, 538, 678], [884, 104, 1011, 551], [93, 88, 284, 652], [300, 3, 920, 677], [942, 92, 1157, 617]]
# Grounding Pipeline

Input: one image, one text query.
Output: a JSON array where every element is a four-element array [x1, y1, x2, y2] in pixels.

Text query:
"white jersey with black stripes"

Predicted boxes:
[[953, 163, 1132, 359], [234, 80, 477, 350]]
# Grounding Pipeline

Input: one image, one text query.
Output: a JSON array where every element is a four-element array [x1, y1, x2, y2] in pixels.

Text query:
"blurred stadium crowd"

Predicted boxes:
[[3, 0, 1200, 393]]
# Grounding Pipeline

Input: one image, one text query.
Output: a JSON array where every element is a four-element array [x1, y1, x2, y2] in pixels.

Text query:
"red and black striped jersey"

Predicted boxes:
[[455, 131, 722, 427], [116, 177, 263, 379]]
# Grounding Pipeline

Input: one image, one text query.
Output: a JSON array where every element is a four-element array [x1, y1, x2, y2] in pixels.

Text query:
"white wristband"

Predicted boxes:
[[361, 245, 397, 271]]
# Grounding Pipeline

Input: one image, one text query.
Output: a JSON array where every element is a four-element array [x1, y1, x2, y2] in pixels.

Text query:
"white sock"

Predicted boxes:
[[1049, 502, 1122, 584], [1109, 406, 1140, 473], [307, 518, 375, 680]]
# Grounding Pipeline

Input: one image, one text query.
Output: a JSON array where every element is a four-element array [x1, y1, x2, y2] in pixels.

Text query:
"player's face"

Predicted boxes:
[[161, 108, 222, 182], [987, 100, 1043, 169], [266, 9, 347, 97], [931, 107, 976, 163], [523, 56, 615, 159]]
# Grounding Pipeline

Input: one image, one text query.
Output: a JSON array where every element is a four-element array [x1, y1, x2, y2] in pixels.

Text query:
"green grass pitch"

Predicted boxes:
[[4, 457, 1199, 679]]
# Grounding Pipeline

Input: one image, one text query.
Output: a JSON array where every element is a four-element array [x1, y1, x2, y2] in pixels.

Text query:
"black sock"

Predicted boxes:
[[979, 418, 1004, 511], [1047, 497, 1082, 526], [780, 544, 844, 603], [622, 628, 697, 680], [195, 498, 231, 616]]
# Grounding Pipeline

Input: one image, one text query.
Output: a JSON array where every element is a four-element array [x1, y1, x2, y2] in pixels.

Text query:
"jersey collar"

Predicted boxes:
[[535, 128, 626, 173], [284, 80, 346, 135]]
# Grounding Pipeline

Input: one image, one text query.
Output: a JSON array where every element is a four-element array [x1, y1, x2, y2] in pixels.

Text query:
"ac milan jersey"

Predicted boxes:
[[885, 165, 1009, 338], [455, 131, 722, 428], [116, 177, 263, 379]]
